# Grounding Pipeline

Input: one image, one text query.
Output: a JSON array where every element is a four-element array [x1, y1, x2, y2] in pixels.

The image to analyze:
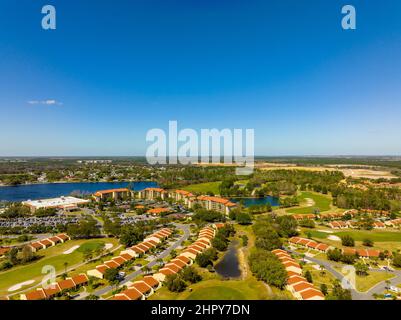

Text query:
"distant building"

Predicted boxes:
[[22, 197, 89, 213], [93, 188, 131, 202]]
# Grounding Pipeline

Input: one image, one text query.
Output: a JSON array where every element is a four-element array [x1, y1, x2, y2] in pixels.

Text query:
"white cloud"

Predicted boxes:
[[27, 99, 63, 106]]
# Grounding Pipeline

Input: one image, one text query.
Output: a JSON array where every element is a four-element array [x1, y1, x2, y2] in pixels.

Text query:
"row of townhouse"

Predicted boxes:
[[27, 234, 70, 252], [271, 249, 324, 300], [20, 274, 89, 300], [290, 236, 387, 259], [328, 220, 386, 230], [137, 188, 237, 216], [342, 248, 385, 259], [288, 237, 331, 253], [111, 224, 224, 300], [88, 228, 173, 279], [386, 218, 401, 227]]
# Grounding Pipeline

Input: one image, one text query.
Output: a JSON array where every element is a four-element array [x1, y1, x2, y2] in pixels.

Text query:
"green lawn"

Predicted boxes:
[[334, 230, 401, 242], [287, 191, 332, 214], [183, 181, 222, 195], [302, 230, 329, 239], [149, 278, 270, 300], [0, 238, 118, 296], [355, 272, 395, 292]]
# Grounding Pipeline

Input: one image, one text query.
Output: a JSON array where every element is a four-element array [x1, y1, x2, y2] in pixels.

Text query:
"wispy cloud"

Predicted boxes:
[[27, 99, 63, 106]]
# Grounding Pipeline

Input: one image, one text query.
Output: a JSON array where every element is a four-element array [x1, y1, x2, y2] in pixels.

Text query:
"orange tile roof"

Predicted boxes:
[[112, 294, 130, 300], [120, 253, 134, 261], [300, 288, 325, 300], [43, 285, 61, 297], [142, 276, 159, 288], [176, 255, 191, 264], [71, 274, 89, 286], [96, 265, 109, 274], [131, 282, 152, 294], [164, 264, 182, 273], [147, 208, 171, 215], [105, 260, 120, 269], [123, 288, 143, 300], [25, 288, 46, 300], [293, 281, 314, 292], [94, 188, 129, 196], [170, 259, 187, 268], [287, 276, 307, 285], [159, 268, 177, 275], [57, 279, 75, 290]]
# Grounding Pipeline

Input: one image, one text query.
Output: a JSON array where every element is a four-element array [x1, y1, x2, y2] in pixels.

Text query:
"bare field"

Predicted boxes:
[[256, 162, 397, 180]]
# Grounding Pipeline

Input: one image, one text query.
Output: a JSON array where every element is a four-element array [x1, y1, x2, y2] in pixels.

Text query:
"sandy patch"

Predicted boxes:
[[105, 243, 113, 250], [305, 198, 315, 207], [63, 245, 80, 254], [8, 280, 35, 292], [317, 229, 333, 234], [328, 235, 341, 241]]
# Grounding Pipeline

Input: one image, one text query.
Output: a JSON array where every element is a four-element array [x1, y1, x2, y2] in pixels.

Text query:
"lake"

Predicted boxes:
[[0, 181, 158, 202], [214, 240, 241, 278], [230, 196, 279, 207]]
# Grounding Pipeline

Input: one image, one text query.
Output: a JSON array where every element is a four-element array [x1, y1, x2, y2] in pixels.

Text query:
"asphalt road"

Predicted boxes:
[[83, 223, 191, 299], [287, 247, 401, 300]]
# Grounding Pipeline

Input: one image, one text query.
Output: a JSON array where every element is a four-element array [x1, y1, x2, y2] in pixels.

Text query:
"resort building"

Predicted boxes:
[[137, 188, 167, 200], [93, 188, 131, 202], [189, 195, 237, 216], [22, 197, 89, 213]]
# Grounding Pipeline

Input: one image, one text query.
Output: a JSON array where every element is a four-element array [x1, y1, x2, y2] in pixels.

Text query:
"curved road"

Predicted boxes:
[[287, 247, 401, 300], [81, 223, 191, 299]]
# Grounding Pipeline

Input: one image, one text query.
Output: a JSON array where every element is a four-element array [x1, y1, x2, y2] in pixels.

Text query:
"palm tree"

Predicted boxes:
[[142, 266, 151, 275], [63, 262, 69, 274], [156, 258, 164, 267]]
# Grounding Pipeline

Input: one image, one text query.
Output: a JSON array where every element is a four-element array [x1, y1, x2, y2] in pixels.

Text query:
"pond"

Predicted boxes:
[[230, 196, 279, 207], [0, 181, 158, 202], [214, 240, 241, 278]]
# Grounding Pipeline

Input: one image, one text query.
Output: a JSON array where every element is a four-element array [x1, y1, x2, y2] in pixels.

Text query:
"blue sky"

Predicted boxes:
[[1, 0, 401, 156]]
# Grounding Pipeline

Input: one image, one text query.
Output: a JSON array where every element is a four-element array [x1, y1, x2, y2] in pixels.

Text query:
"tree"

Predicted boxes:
[[354, 260, 369, 276], [304, 270, 313, 283], [241, 235, 248, 246], [362, 238, 374, 247], [248, 249, 288, 289], [320, 283, 328, 296], [196, 252, 212, 268], [326, 281, 352, 300], [181, 266, 202, 284], [275, 215, 298, 237], [64, 262, 69, 274], [327, 249, 343, 262], [104, 268, 119, 283], [392, 254, 401, 268], [7, 247, 19, 265], [164, 274, 187, 292], [119, 225, 144, 247], [86, 294, 99, 300], [236, 212, 252, 225], [21, 245, 35, 263], [341, 235, 355, 247]]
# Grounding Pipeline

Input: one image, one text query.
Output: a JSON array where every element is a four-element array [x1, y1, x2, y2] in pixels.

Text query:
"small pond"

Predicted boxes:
[[214, 240, 241, 278]]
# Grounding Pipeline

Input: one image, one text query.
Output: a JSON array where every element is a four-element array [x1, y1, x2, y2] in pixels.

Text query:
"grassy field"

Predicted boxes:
[[0, 238, 119, 296], [287, 191, 332, 214], [334, 230, 401, 242], [149, 278, 271, 300], [334, 266, 395, 292], [183, 181, 222, 195]]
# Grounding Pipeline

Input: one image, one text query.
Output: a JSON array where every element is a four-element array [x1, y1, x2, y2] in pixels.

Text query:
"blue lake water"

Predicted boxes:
[[230, 196, 280, 207], [0, 181, 158, 202]]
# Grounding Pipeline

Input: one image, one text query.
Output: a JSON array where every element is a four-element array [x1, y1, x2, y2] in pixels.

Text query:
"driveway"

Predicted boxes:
[[83, 223, 191, 299]]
